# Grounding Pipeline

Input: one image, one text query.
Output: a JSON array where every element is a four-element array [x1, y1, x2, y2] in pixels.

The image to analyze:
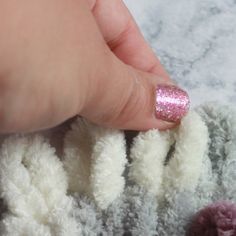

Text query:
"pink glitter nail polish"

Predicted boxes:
[[155, 85, 190, 122]]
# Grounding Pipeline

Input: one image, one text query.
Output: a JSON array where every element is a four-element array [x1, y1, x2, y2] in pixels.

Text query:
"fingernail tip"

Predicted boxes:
[[155, 84, 190, 123]]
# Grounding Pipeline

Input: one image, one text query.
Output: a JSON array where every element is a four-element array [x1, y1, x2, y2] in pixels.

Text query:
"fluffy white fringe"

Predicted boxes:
[[0, 111, 211, 235], [129, 130, 173, 196], [63, 118, 127, 209], [163, 111, 208, 194], [129, 111, 208, 200], [0, 135, 79, 236]]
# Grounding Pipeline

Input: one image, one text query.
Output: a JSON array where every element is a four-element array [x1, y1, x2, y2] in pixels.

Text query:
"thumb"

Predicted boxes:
[[80, 55, 190, 131]]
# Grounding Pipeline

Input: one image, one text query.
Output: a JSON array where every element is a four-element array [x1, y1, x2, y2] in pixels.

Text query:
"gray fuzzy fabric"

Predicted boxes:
[[71, 103, 236, 236], [0, 103, 236, 236]]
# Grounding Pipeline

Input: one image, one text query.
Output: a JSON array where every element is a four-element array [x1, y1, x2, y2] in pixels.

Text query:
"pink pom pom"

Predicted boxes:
[[187, 201, 236, 236]]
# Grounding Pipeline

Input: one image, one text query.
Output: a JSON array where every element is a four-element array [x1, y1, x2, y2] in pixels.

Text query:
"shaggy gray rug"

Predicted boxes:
[[0, 103, 235, 236]]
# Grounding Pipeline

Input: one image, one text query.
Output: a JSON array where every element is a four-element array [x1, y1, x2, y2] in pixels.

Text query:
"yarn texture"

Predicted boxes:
[[0, 103, 235, 235], [187, 201, 236, 236]]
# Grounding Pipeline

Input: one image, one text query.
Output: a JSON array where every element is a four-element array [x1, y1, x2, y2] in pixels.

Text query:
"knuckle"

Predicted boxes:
[[116, 89, 146, 126], [0, 75, 26, 132], [0, 76, 11, 130], [107, 78, 151, 128]]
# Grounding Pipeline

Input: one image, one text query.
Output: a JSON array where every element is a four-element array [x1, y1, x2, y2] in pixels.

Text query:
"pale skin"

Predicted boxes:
[[0, 0, 175, 133]]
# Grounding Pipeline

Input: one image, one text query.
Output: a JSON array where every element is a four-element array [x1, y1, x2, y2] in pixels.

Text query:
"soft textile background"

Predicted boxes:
[[124, 0, 236, 107]]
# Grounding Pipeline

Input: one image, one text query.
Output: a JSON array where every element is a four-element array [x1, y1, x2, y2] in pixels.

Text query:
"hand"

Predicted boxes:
[[0, 0, 189, 133]]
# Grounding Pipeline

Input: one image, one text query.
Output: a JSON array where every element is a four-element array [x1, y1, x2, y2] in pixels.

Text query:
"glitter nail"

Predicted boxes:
[[155, 85, 190, 122]]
